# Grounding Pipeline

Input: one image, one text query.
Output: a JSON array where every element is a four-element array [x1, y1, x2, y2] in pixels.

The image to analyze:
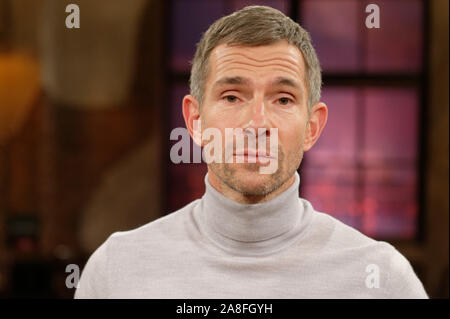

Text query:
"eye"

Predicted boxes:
[[223, 95, 239, 103], [278, 97, 293, 106]]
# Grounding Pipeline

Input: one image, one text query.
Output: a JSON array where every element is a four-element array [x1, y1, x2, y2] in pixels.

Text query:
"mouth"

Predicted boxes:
[[233, 149, 277, 164]]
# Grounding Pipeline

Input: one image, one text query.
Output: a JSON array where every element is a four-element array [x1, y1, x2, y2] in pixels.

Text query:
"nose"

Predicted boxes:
[[245, 96, 268, 131], [241, 97, 273, 153]]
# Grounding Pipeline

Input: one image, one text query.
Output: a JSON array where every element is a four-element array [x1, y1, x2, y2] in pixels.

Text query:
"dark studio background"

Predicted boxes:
[[0, 0, 448, 298]]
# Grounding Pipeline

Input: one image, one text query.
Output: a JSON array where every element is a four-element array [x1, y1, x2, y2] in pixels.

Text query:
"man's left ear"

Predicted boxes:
[[303, 102, 328, 152]]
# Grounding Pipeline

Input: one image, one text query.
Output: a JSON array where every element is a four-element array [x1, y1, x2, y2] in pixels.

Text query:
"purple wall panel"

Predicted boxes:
[[306, 87, 358, 166], [301, 0, 361, 73], [171, 0, 226, 71], [363, 88, 418, 163], [365, 0, 423, 73]]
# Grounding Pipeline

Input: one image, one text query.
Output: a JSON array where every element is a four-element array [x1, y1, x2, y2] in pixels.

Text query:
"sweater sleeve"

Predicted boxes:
[[74, 237, 110, 299], [384, 243, 429, 299]]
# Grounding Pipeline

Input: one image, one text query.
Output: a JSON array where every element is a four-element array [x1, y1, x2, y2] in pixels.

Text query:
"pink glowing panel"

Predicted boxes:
[[230, 0, 289, 13], [171, 0, 226, 72], [363, 88, 419, 164], [300, 166, 359, 224], [301, 0, 361, 73], [362, 167, 418, 239], [365, 0, 423, 73], [306, 87, 358, 166]]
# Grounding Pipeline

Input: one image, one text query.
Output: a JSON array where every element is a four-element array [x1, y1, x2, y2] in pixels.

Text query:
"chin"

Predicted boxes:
[[222, 163, 284, 196]]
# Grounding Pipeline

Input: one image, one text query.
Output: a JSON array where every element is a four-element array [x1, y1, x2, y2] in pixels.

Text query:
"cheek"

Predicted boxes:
[[277, 121, 306, 151], [201, 114, 232, 147], [202, 109, 235, 130]]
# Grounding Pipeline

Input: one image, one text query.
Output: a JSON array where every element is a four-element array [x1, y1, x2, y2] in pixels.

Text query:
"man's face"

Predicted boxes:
[[196, 40, 313, 197]]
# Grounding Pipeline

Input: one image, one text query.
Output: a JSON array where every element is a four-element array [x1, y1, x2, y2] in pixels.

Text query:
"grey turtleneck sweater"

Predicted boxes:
[[74, 172, 428, 298]]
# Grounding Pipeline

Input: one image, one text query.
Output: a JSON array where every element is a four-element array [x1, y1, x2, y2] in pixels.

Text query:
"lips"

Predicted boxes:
[[233, 149, 276, 164], [234, 149, 273, 157]]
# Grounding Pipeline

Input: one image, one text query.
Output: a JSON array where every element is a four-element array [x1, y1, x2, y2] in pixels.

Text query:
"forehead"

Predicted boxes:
[[207, 40, 307, 86]]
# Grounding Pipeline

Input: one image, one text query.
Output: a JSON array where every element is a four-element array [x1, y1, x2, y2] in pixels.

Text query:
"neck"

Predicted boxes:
[[195, 171, 313, 256]]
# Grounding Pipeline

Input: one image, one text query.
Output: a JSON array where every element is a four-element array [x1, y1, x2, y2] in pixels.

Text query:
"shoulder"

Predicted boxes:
[[302, 200, 428, 298], [74, 199, 200, 298], [378, 241, 429, 298], [303, 201, 380, 251], [106, 199, 200, 248]]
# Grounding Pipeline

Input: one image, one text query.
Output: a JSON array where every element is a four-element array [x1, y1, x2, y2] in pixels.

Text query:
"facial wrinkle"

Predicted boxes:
[[213, 49, 301, 66], [215, 63, 301, 80]]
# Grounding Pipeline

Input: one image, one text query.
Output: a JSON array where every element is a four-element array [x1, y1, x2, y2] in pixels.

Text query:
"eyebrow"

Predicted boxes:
[[272, 76, 302, 90], [213, 76, 250, 89], [212, 76, 303, 94]]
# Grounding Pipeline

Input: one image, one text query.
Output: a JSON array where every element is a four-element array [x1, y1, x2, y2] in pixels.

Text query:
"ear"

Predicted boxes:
[[303, 102, 328, 152], [182, 94, 202, 146]]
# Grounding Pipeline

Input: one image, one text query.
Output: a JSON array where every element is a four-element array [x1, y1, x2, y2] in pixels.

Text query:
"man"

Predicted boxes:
[[75, 6, 428, 298]]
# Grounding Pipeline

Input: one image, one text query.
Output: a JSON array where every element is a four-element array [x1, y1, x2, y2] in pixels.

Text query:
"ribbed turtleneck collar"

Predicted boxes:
[[195, 172, 312, 256]]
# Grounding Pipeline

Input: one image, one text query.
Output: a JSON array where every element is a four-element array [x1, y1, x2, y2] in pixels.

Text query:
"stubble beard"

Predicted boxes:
[[209, 145, 303, 198]]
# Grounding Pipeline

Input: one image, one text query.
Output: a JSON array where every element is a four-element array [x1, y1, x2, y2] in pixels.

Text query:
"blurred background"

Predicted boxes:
[[0, 0, 447, 298]]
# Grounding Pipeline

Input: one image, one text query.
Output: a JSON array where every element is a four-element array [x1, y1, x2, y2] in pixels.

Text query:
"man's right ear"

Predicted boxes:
[[182, 95, 202, 146]]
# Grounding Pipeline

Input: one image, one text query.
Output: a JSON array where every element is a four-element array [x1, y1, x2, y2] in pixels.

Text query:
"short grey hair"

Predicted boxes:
[[189, 5, 322, 112]]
